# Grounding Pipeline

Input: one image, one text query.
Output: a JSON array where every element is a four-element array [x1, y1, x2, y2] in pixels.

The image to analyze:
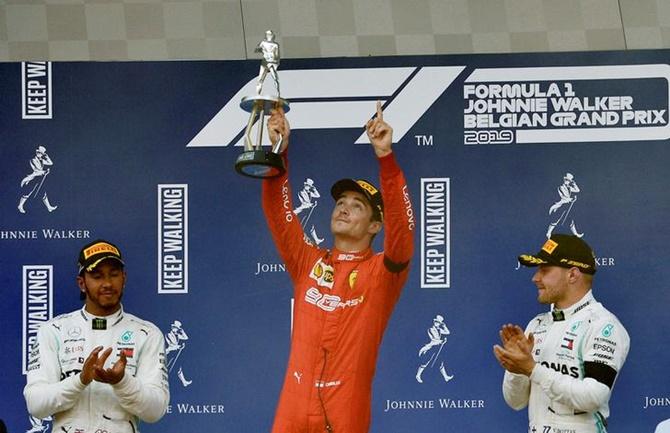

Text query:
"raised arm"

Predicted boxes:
[[367, 101, 414, 269]]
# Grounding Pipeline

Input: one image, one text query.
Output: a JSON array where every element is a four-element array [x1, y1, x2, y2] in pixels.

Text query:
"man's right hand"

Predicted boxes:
[[493, 324, 536, 376], [268, 107, 290, 153], [80, 346, 105, 385], [80, 346, 127, 385]]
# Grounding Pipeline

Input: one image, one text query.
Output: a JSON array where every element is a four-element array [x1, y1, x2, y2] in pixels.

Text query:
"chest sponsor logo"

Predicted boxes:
[[304, 287, 363, 312], [570, 321, 582, 332], [540, 361, 579, 378], [64, 345, 84, 355], [348, 270, 358, 289], [67, 326, 82, 338], [601, 324, 614, 337], [309, 259, 334, 289], [121, 330, 133, 342], [560, 337, 574, 351], [593, 343, 615, 354], [119, 348, 135, 358]]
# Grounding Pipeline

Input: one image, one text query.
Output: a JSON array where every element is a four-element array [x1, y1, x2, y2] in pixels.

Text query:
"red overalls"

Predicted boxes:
[[262, 153, 414, 433]]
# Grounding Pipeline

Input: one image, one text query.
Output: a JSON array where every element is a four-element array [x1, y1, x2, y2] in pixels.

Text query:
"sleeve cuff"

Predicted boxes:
[[112, 372, 136, 396], [72, 374, 88, 391]]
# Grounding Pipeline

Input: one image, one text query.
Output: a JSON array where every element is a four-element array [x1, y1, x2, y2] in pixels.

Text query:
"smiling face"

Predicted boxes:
[[330, 190, 381, 248], [77, 259, 126, 316]]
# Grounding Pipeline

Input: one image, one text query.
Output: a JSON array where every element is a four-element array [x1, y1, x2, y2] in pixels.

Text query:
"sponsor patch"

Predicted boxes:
[[119, 348, 135, 358], [561, 337, 574, 350], [348, 270, 358, 289], [92, 318, 107, 330], [309, 259, 334, 289], [601, 324, 614, 338], [356, 180, 378, 195], [84, 242, 120, 260], [541, 239, 558, 254], [519, 254, 546, 265]]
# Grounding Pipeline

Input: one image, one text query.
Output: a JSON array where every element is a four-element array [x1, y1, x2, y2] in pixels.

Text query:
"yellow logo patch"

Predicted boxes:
[[84, 242, 119, 259], [309, 259, 335, 289], [519, 254, 546, 265], [349, 270, 358, 289], [356, 180, 378, 195], [560, 259, 590, 269], [541, 239, 558, 254], [313, 262, 323, 278]]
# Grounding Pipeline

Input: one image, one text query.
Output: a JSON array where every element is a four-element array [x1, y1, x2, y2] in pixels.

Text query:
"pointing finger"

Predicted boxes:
[[376, 100, 383, 120]]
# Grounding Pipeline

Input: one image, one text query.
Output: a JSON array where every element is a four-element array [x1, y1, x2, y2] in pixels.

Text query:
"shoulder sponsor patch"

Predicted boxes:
[[309, 259, 334, 289]]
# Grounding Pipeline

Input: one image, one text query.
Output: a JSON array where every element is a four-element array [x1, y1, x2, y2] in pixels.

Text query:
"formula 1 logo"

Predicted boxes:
[[187, 66, 465, 148]]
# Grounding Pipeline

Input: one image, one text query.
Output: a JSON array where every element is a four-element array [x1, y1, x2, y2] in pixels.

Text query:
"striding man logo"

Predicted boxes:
[[18, 146, 58, 214], [546, 172, 584, 238], [415, 314, 454, 384], [293, 178, 324, 245], [164, 320, 193, 388]]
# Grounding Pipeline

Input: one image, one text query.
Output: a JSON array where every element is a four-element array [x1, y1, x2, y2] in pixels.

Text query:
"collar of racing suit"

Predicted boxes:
[[551, 290, 595, 322], [80, 305, 125, 329], [327, 247, 374, 264]]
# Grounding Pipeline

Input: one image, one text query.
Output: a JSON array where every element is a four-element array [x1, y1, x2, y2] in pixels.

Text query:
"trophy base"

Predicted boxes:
[[235, 150, 286, 179], [240, 95, 290, 113]]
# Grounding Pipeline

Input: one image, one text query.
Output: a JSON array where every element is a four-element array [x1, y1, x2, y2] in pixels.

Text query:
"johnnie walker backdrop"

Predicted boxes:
[[1, 50, 668, 432]]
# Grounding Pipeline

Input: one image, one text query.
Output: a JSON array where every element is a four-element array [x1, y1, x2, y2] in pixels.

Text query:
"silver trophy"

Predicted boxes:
[[235, 30, 290, 179]]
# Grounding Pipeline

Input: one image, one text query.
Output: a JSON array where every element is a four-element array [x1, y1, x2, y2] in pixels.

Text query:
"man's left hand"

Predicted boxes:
[[493, 324, 536, 376], [93, 347, 127, 384], [366, 101, 392, 158]]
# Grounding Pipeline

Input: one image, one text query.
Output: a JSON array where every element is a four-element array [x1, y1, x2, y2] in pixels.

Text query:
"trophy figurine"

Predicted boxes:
[[235, 30, 290, 179]]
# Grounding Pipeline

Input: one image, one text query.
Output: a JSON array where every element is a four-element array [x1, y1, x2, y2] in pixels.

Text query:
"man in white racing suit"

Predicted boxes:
[[494, 234, 629, 433], [24, 239, 169, 433]]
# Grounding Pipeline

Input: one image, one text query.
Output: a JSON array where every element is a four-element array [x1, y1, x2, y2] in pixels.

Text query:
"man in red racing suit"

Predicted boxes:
[[262, 102, 414, 433]]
